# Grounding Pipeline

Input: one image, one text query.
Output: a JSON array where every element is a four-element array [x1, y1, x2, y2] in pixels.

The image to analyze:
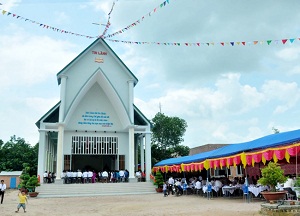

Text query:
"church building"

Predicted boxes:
[[35, 38, 152, 182]]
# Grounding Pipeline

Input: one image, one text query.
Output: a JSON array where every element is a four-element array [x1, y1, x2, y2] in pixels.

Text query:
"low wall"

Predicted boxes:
[[261, 201, 300, 216]]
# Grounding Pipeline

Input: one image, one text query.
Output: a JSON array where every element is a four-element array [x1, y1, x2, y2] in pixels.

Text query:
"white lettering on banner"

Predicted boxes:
[[78, 111, 113, 127]]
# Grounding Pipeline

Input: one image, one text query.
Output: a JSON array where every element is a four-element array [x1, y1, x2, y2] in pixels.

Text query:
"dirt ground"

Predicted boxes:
[[0, 189, 262, 216]]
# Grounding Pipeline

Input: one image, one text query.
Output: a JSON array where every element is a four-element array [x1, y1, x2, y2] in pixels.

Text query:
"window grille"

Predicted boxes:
[[72, 136, 118, 155]]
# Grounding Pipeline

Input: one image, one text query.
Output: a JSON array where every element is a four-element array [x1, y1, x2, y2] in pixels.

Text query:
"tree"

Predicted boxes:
[[151, 112, 189, 165], [0, 135, 38, 175], [153, 171, 164, 188], [258, 162, 287, 192]]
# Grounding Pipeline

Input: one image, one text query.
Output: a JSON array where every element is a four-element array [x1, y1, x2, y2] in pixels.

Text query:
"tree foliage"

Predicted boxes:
[[20, 165, 40, 192], [151, 112, 189, 165], [257, 162, 287, 192], [0, 135, 38, 175], [152, 112, 187, 149], [153, 171, 164, 188]]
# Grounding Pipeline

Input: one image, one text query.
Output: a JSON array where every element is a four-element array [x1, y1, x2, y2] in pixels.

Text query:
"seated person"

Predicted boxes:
[[102, 171, 109, 183], [135, 170, 141, 181], [283, 175, 297, 200], [43, 171, 49, 183], [215, 179, 223, 188]]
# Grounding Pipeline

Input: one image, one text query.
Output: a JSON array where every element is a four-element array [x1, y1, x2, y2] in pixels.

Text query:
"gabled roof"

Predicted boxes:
[[35, 101, 60, 129], [154, 129, 300, 166], [134, 104, 152, 127], [56, 38, 138, 86]]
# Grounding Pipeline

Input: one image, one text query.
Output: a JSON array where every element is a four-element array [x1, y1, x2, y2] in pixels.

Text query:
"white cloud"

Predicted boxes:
[[262, 80, 300, 114], [54, 11, 70, 24], [0, 25, 78, 89], [276, 47, 300, 61], [135, 72, 300, 147], [0, 0, 21, 11]]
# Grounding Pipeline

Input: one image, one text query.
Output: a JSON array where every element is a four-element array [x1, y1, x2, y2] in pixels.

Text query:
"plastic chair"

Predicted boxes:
[[242, 185, 251, 203], [207, 184, 213, 200]]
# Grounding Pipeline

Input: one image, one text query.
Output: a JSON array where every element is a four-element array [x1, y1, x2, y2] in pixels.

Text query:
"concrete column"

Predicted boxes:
[[56, 124, 64, 179], [145, 133, 152, 182], [140, 136, 145, 173], [116, 154, 119, 170], [56, 75, 67, 179], [37, 130, 47, 182], [135, 136, 138, 171], [127, 80, 134, 123], [128, 127, 136, 182], [59, 75, 67, 122]]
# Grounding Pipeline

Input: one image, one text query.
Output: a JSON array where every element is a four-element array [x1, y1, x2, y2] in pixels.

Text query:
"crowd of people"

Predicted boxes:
[[60, 169, 141, 184], [160, 173, 299, 200], [161, 175, 256, 197], [43, 171, 56, 183]]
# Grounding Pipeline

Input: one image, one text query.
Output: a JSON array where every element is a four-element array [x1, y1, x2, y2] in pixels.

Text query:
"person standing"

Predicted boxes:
[[15, 190, 28, 213], [0, 179, 6, 204], [163, 181, 168, 197]]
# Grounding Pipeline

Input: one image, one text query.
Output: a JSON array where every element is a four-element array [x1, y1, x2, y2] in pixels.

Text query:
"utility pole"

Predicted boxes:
[[159, 102, 162, 113]]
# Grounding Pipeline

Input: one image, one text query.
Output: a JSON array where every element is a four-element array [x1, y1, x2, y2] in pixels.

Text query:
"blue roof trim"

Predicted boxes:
[[154, 129, 300, 166]]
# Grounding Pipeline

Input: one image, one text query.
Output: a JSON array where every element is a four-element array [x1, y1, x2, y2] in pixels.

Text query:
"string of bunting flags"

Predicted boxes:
[[1, 9, 96, 39], [99, 0, 117, 38], [152, 142, 300, 173], [107, 38, 300, 47], [103, 0, 171, 39], [1, 6, 300, 47]]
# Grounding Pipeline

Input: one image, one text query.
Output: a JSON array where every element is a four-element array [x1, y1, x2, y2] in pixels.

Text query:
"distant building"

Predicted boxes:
[[189, 144, 228, 155], [0, 171, 22, 189]]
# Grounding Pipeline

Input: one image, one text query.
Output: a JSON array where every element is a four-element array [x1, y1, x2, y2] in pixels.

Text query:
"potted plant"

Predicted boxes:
[[153, 171, 164, 193], [258, 162, 288, 202], [19, 165, 40, 197]]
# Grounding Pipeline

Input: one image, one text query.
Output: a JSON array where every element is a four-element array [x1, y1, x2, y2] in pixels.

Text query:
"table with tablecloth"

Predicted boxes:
[[202, 185, 220, 194], [248, 185, 269, 197], [222, 186, 241, 197]]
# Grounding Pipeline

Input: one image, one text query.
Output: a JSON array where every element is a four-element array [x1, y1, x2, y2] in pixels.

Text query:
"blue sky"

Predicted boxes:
[[0, 0, 300, 147]]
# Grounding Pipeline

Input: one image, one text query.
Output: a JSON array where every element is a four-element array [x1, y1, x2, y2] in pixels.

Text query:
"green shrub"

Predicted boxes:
[[153, 171, 164, 188], [257, 162, 287, 192]]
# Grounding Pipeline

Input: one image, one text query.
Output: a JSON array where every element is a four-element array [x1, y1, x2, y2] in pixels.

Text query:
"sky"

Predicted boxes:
[[0, 0, 300, 148]]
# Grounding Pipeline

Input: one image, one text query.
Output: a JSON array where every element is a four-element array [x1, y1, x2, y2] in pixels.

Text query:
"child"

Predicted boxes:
[[15, 190, 28, 213], [163, 181, 168, 197]]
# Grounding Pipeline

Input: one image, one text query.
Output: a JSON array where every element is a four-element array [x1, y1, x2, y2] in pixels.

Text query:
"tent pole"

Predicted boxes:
[[296, 147, 298, 177]]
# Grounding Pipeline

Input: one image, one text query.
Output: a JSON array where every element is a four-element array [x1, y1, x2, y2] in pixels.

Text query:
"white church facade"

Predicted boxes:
[[36, 38, 152, 182]]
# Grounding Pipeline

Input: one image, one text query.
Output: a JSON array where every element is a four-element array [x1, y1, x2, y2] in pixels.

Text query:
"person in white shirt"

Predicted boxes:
[[77, 170, 83, 183], [168, 176, 175, 195], [102, 171, 109, 183], [82, 170, 88, 183], [43, 171, 48, 183], [61, 170, 66, 183], [119, 170, 125, 182], [72, 171, 77, 183], [195, 180, 202, 189], [0, 179, 6, 204], [88, 170, 93, 183], [283, 176, 297, 200], [215, 179, 223, 188], [284, 176, 295, 188], [66, 170, 72, 184], [135, 171, 141, 182]]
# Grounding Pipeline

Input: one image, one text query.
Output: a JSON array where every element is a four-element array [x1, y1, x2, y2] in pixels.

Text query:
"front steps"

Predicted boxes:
[[37, 181, 156, 198]]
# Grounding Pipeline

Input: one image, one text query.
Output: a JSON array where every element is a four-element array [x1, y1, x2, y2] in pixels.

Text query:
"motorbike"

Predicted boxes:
[[173, 184, 183, 196]]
